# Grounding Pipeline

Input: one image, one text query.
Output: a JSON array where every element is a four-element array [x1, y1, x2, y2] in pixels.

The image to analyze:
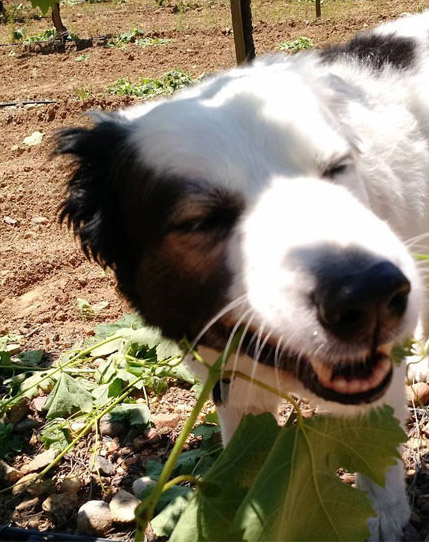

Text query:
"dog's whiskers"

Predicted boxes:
[[190, 294, 247, 354]]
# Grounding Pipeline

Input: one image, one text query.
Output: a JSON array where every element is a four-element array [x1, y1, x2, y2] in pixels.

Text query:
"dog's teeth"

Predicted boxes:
[[345, 379, 363, 394], [312, 363, 332, 386], [332, 378, 348, 393]]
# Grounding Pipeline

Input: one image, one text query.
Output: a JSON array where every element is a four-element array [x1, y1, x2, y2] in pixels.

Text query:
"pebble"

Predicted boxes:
[[407, 382, 429, 405], [143, 427, 161, 443], [22, 449, 59, 473], [99, 415, 127, 438], [0, 458, 22, 485], [5, 398, 29, 424], [109, 489, 140, 524], [31, 395, 47, 412], [12, 473, 53, 496], [152, 413, 180, 430], [92, 455, 115, 476], [132, 476, 156, 497], [42, 492, 78, 524], [77, 500, 113, 536], [31, 216, 48, 224], [60, 476, 81, 494]]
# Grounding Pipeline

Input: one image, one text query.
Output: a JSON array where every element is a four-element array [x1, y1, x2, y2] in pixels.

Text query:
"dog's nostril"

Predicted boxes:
[[387, 289, 409, 317], [314, 258, 410, 342]]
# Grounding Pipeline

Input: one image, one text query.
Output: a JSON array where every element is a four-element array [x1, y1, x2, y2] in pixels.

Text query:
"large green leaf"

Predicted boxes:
[[170, 407, 405, 542], [170, 414, 280, 542], [44, 373, 93, 419], [30, 0, 56, 15]]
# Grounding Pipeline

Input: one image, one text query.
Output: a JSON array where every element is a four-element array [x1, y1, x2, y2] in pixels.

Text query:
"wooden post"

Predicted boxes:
[[315, 0, 321, 19], [230, 0, 255, 65]]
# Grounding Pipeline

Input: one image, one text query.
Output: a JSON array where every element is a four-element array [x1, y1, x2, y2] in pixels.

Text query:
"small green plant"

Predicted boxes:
[[279, 36, 313, 53], [105, 27, 145, 47], [135, 36, 170, 47], [107, 70, 194, 99], [11, 28, 25, 41], [73, 87, 92, 100], [75, 53, 90, 62], [23, 27, 56, 43]]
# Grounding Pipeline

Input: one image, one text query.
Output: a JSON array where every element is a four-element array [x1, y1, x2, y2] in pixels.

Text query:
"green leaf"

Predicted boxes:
[[40, 419, 70, 451], [92, 378, 123, 405], [151, 486, 193, 538], [0, 351, 11, 366], [30, 0, 56, 15], [0, 422, 22, 458], [94, 313, 143, 340], [171, 407, 405, 542], [109, 403, 151, 427], [19, 350, 44, 366], [44, 373, 93, 419], [21, 369, 56, 399], [171, 413, 279, 541]]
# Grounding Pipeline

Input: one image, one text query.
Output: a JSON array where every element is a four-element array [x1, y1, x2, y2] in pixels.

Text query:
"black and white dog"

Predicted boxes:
[[58, 11, 429, 541]]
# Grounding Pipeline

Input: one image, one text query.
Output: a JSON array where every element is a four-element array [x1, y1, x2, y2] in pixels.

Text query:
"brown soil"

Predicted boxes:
[[1, 0, 429, 539]]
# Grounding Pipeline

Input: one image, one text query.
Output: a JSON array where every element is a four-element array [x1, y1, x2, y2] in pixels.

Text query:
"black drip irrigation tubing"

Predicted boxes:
[[0, 525, 123, 542], [0, 35, 111, 47], [0, 100, 57, 108]]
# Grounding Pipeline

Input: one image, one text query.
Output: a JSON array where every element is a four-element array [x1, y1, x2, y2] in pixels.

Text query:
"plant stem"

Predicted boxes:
[[163, 474, 201, 492], [0, 336, 119, 414], [135, 366, 219, 540], [2, 376, 141, 494], [134, 331, 243, 541]]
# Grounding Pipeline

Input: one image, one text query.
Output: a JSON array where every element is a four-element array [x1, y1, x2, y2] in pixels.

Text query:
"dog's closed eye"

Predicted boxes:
[[169, 190, 244, 240], [322, 155, 352, 179]]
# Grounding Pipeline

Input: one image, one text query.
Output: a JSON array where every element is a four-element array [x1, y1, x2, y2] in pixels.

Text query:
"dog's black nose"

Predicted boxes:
[[314, 259, 410, 341]]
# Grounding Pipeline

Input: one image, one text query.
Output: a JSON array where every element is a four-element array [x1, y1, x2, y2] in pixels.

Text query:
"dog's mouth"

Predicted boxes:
[[226, 328, 393, 405]]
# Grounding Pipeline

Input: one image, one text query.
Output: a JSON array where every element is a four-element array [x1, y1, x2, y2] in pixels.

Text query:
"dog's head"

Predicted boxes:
[[57, 56, 421, 409]]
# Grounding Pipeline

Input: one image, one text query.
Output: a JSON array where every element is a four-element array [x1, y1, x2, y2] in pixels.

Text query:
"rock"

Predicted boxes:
[[99, 415, 126, 438], [92, 455, 115, 476], [42, 492, 78, 524], [109, 489, 139, 524], [22, 449, 58, 473], [60, 476, 81, 494], [15, 496, 40, 513], [143, 427, 161, 443], [31, 216, 48, 224], [3, 216, 18, 226], [407, 382, 429, 405], [12, 473, 54, 496], [132, 476, 156, 497], [23, 130, 44, 146], [0, 458, 22, 485], [31, 395, 47, 412], [77, 500, 113, 536], [5, 398, 29, 423], [152, 413, 180, 430]]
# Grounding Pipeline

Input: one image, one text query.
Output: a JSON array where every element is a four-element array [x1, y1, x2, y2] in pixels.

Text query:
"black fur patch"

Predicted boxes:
[[57, 115, 243, 344], [321, 32, 416, 71]]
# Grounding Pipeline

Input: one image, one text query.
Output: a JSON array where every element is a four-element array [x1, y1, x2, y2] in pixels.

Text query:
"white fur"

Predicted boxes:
[[118, 12, 429, 541]]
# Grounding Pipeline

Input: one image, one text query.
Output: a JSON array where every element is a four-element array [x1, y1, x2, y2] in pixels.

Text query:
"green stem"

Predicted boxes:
[[163, 474, 201, 492], [134, 330, 243, 541], [2, 376, 141, 494], [135, 366, 219, 540], [0, 336, 118, 414]]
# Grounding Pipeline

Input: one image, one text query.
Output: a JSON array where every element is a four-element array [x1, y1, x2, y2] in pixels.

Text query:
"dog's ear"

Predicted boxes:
[[56, 114, 136, 270]]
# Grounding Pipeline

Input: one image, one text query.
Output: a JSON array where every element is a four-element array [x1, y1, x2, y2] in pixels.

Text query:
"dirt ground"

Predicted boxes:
[[2, 0, 429, 539]]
